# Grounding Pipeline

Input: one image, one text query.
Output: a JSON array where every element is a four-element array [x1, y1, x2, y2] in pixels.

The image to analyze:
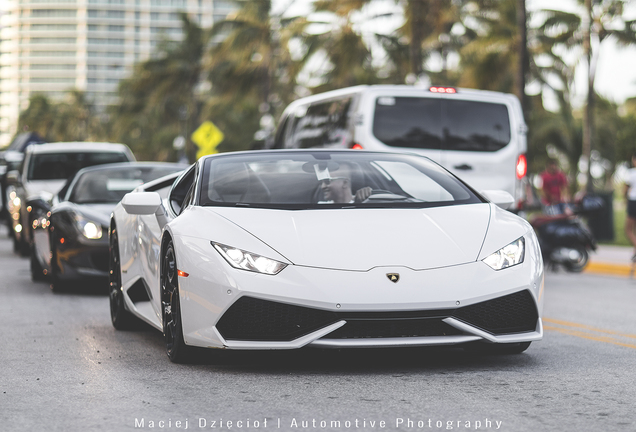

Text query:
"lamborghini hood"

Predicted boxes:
[[207, 204, 492, 271]]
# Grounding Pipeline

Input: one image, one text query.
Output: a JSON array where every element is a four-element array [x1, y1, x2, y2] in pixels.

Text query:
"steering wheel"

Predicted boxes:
[[362, 189, 409, 202]]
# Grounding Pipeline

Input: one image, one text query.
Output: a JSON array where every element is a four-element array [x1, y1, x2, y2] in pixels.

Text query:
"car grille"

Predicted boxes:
[[324, 318, 462, 339], [452, 290, 538, 334], [216, 290, 538, 342]]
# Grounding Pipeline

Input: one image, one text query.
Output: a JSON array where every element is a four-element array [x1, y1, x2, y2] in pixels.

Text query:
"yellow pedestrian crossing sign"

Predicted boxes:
[[191, 121, 224, 159]]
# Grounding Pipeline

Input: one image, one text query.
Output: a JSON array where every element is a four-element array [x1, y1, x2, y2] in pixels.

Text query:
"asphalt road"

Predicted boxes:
[[1, 226, 635, 432]]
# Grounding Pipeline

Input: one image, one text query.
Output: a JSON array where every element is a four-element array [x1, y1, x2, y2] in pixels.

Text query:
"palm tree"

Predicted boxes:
[[53, 90, 109, 142], [17, 91, 107, 143], [16, 95, 56, 141], [110, 13, 205, 161], [302, 0, 380, 92], [535, 0, 636, 191], [528, 20, 582, 190], [203, 0, 302, 151], [380, 0, 464, 84], [455, 0, 522, 93]]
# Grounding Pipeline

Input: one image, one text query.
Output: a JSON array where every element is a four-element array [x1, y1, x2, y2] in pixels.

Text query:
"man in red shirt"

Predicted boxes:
[[540, 159, 569, 205]]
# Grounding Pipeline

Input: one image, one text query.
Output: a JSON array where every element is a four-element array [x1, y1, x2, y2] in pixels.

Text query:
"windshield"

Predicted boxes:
[[199, 152, 482, 209], [69, 165, 183, 204], [27, 151, 130, 181]]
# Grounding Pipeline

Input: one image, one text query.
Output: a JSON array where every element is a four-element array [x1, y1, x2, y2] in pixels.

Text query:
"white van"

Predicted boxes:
[[272, 85, 528, 210]]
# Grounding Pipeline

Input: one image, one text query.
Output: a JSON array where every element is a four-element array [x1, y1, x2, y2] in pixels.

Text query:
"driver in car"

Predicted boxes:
[[319, 164, 372, 203]]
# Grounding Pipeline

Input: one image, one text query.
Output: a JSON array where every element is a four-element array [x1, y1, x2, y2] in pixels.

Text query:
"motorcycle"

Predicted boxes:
[[530, 196, 603, 272]]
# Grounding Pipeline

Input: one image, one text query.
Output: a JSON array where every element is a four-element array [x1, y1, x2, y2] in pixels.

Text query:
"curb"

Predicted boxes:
[[584, 261, 633, 278]]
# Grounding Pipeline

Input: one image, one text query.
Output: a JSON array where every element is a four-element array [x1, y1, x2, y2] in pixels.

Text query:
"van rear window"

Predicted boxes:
[[373, 97, 511, 152]]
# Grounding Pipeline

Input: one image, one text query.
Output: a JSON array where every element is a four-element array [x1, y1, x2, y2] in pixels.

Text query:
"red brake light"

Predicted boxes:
[[516, 154, 527, 179], [429, 86, 457, 94], [351, 143, 364, 150]]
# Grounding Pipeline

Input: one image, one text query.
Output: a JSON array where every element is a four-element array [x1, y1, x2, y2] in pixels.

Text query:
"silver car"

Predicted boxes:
[[6, 142, 135, 255]]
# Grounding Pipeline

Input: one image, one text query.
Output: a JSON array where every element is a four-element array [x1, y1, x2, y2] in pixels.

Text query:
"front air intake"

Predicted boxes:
[[216, 297, 338, 341], [216, 290, 539, 342], [453, 290, 538, 334]]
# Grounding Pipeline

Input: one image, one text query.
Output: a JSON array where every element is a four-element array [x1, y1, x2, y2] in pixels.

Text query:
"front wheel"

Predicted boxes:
[[49, 234, 66, 293], [109, 228, 136, 330], [161, 240, 194, 363], [30, 244, 47, 282], [13, 218, 29, 256]]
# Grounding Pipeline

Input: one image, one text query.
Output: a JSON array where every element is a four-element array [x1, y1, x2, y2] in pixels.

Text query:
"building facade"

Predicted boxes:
[[0, 0, 236, 147]]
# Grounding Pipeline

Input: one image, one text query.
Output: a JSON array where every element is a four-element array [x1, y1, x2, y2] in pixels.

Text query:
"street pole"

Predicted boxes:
[[582, 0, 594, 193], [516, 0, 529, 121]]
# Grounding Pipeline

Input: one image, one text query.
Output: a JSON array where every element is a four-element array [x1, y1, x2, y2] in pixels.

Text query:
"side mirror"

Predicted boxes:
[[4, 151, 24, 164], [121, 192, 162, 215], [480, 190, 514, 210], [6, 170, 20, 183]]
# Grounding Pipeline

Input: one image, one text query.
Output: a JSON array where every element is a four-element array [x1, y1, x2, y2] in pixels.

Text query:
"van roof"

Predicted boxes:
[[26, 142, 132, 155], [284, 84, 518, 109]]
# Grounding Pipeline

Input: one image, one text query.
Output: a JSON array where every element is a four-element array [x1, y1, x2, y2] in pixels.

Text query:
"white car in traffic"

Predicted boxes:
[[109, 150, 544, 363]]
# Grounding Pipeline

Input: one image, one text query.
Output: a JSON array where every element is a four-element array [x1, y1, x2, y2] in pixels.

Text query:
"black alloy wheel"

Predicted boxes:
[[30, 243, 46, 282], [161, 240, 193, 363], [13, 210, 30, 256], [109, 228, 135, 329], [49, 229, 65, 293], [19, 211, 31, 257]]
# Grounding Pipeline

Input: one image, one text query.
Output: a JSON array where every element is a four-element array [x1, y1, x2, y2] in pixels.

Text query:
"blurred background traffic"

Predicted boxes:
[[1, 0, 636, 250]]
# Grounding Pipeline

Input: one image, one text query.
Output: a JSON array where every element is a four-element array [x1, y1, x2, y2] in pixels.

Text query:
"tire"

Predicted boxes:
[[161, 240, 194, 363], [15, 211, 30, 256], [496, 341, 531, 354], [464, 341, 531, 355], [30, 244, 47, 282], [49, 241, 66, 293], [12, 224, 27, 255], [564, 248, 589, 273], [12, 231, 20, 253], [109, 227, 136, 330]]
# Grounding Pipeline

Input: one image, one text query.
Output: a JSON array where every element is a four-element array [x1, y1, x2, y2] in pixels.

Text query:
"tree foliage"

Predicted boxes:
[[109, 13, 205, 161], [10, 0, 636, 192], [17, 91, 107, 143]]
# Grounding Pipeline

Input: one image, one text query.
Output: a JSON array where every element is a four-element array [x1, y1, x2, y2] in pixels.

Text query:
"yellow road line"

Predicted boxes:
[[544, 317, 636, 340], [544, 317, 636, 350], [544, 325, 636, 350], [584, 261, 633, 277]]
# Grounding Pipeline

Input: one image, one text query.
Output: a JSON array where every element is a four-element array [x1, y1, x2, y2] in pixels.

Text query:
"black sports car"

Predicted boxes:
[[28, 162, 186, 291]]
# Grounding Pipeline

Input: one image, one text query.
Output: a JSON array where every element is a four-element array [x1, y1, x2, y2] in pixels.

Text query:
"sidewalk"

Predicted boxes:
[[584, 244, 635, 278]]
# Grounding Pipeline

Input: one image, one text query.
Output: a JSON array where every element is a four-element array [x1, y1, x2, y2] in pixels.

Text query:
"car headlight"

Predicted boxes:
[[482, 237, 525, 270], [74, 214, 103, 240], [212, 242, 287, 275]]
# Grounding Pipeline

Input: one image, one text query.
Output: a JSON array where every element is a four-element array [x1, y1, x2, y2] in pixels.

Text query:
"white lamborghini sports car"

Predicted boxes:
[[109, 150, 544, 363]]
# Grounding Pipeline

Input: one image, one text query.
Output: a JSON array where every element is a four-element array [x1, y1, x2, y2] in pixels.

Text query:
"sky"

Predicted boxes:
[[271, 0, 636, 108]]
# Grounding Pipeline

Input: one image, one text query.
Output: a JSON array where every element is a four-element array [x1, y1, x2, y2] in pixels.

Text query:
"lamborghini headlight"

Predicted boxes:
[[483, 237, 525, 270], [74, 214, 103, 239], [212, 242, 287, 275]]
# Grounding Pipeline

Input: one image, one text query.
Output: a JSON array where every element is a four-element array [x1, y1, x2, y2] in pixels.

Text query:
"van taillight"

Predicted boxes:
[[351, 143, 364, 150], [429, 86, 457, 94], [516, 154, 527, 179]]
